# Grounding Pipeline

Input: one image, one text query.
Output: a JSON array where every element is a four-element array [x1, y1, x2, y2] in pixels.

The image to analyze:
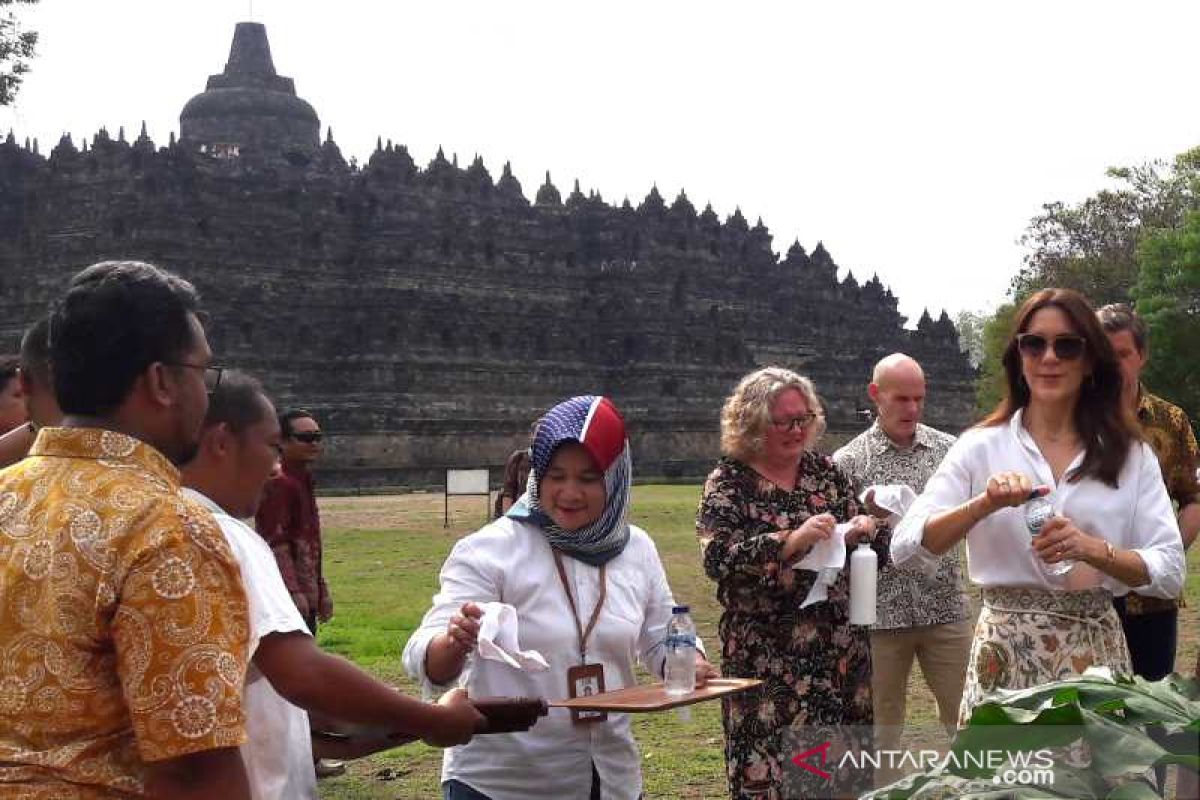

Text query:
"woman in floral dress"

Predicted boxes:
[[697, 367, 886, 800]]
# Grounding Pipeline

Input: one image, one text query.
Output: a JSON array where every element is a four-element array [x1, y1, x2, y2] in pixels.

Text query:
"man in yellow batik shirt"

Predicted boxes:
[[1100, 304, 1199, 683], [0, 261, 253, 799]]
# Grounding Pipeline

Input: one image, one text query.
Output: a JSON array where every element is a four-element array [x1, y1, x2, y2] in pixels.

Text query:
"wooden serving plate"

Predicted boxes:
[[548, 678, 762, 713]]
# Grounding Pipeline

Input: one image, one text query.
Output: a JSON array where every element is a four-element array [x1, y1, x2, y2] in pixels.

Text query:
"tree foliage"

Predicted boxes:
[[0, 0, 38, 107], [1135, 207, 1200, 423], [1012, 150, 1200, 305], [975, 302, 1016, 415], [975, 148, 1200, 417], [952, 310, 988, 369]]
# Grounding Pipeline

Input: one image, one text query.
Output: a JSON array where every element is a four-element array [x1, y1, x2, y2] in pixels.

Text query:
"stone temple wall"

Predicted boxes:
[[0, 23, 977, 489]]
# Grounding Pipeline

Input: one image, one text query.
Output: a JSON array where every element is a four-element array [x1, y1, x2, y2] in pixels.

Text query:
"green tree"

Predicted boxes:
[[0, 0, 38, 106], [975, 302, 1016, 415], [1012, 149, 1200, 305], [976, 148, 1200, 414], [1135, 208, 1200, 424]]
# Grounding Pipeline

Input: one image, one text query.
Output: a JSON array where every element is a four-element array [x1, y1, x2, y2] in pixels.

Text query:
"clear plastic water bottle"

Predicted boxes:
[[664, 605, 697, 696], [1026, 494, 1071, 576]]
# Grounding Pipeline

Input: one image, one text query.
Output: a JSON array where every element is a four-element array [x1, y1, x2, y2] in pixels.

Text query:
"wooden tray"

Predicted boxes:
[[548, 678, 761, 713]]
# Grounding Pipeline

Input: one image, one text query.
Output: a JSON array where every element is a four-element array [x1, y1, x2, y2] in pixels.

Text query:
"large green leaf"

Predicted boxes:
[[867, 673, 1199, 799], [1079, 709, 1168, 778], [950, 702, 1086, 778], [1103, 779, 1163, 799]]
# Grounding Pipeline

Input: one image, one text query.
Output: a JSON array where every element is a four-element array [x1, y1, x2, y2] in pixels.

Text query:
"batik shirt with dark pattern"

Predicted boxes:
[[833, 421, 968, 629], [1125, 390, 1198, 615]]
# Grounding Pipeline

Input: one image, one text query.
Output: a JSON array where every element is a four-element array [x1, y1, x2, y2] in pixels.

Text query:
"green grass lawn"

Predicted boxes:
[[313, 487, 1200, 799]]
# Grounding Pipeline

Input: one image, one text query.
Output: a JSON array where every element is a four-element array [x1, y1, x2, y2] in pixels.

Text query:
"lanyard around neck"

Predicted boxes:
[[552, 549, 607, 664]]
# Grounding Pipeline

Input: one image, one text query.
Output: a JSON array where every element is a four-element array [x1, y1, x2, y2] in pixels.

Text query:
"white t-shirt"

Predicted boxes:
[[182, 488, 317, 800], [891, 410, 1185, 597], [403, 518, 700, 800]]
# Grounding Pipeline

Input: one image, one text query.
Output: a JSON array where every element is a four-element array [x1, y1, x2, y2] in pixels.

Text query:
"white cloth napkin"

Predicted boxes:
[[796, 522, 853, 608], [860, 484, 917, 524], [475, 601, 550, 672]]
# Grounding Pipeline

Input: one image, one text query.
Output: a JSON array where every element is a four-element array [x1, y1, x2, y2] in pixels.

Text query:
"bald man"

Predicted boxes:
[[833, 353, 970, 770]]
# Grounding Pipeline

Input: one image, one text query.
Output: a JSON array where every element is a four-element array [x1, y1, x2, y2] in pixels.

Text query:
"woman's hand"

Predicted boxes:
[[445, 602, 484, 655], [1032, 516, 1105, 566], [694, 655, 721, 688], [843, 515, 877, 546], [981, 471, 1046, 514], [781, 513, 837, 560]]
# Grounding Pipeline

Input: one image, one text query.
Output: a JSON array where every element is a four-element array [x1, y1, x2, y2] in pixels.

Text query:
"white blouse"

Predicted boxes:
[[402, 517, 698, 800], [891, 410, 1185, 598]]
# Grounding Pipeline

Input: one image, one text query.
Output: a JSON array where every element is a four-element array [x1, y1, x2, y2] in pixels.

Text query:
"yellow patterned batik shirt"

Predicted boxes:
[[1126, 390, 1200, 615], [0, 428, 250, 798]]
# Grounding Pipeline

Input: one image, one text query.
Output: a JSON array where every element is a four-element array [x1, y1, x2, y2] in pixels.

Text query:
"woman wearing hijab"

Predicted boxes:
[[892, 288, 1185, 726], [404, 395, 718, 800]]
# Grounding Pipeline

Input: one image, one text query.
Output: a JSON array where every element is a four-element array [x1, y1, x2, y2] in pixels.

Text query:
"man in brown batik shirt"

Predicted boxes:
[[1099, 304, 1198, 681]]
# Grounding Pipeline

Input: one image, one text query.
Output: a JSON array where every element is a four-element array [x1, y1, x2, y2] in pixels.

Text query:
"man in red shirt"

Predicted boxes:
[[255, 409, 330, 633]]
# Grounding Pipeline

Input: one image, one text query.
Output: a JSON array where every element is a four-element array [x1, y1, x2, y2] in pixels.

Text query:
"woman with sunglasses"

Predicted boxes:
[[404, 396, 718, 800], [892, 288, 1185, 726], [696, 367, 883, 800]]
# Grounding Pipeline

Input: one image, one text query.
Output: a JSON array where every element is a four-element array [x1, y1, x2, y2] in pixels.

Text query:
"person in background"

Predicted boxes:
[[182, 371, 489, 800], [0, 318, 60, 468], [256, 408, 331, 632], [892, 289, 1184, 736], [697, 367, 884, 800], [1098, 303, 1198, 680], [0, 354, 25, 433], [833, 353, 970, 780], [405, 395, 716, 800], [494, 443, 532, 517], [254, 408, 344, 777], [0, 260, 252, 798]]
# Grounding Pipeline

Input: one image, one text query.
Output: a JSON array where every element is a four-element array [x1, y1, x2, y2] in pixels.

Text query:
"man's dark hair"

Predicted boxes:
[[19, 317, 51, 387], [279, 408, 316, 437], [0, 355, 17, 393], [1097, 303, 1148, 354], [204, 370, 271, 434], [50, 261, 202, 416]]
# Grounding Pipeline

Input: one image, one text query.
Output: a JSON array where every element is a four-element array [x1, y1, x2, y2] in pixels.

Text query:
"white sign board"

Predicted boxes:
[[446, 469, 490, 495]]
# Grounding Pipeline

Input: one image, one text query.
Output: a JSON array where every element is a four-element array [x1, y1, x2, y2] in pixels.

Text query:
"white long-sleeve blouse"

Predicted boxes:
[[403, 517, 696, 800], [891, 410, 1185, 598]]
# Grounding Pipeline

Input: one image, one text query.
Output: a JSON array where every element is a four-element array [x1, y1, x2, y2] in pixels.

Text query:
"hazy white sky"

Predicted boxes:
[[3, 1, 1197, 323]]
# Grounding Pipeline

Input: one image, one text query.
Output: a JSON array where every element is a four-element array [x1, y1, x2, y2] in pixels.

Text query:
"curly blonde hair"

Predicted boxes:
[[720, 367, 826, 462]]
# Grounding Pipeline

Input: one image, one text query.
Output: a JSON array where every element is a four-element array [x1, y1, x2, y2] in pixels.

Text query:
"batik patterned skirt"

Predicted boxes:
[[959, 586, 1132, 726]]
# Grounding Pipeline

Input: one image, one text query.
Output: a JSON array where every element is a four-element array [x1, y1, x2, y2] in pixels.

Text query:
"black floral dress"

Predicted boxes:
[[696, 454, 889, 800]]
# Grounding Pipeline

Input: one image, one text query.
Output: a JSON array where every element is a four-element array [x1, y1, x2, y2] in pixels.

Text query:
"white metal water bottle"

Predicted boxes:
[[664, 605, 697, 695], [849, 542, 877, 625]]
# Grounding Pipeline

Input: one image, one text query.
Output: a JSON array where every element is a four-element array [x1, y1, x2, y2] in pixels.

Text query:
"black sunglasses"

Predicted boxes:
[[290, 431, 323, 444], [1016, 333, 1086, 361]]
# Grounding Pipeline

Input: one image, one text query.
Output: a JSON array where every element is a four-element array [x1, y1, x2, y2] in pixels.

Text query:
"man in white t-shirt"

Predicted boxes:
[[180, 370, 489, 799]]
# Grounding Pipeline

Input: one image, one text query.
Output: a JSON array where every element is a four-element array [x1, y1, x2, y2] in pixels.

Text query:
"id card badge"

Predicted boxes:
[[566, 663, 607, 724]]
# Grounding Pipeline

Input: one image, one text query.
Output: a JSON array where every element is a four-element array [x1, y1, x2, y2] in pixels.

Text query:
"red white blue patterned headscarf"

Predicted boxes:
[[507, 395, 632, 566]]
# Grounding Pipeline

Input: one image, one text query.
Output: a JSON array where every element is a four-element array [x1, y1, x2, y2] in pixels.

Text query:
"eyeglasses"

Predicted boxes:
[[290, 431, 323, 444], [166, 362, 223, 392], [1016, 334, 1087, 361], [769, 413, 819, 432]]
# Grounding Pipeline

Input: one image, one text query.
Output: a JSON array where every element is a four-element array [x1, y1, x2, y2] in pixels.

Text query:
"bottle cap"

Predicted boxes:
[[672, 605, 689, 614], [857, 541, 872, 548]]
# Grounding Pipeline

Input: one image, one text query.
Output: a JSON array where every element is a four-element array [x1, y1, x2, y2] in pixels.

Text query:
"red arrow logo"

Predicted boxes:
[[791, 741, 833, 780]]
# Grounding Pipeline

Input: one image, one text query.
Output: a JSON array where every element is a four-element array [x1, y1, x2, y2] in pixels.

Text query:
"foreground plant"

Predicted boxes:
[[863, 670, 1200, 799]]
